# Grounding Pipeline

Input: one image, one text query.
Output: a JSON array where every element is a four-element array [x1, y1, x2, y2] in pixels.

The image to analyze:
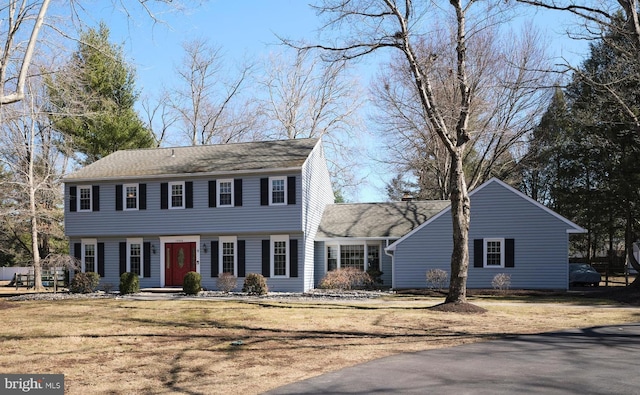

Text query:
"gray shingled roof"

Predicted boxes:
[[64, 138, 319, 181], [316, 200, 450, 239]]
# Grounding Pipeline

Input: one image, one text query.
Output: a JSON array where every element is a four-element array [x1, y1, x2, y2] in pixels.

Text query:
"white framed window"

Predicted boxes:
[[326, 242, 381, 272], [124, 184, 139, 211], [341, 245, 365, 270], [269, 177, 286, 205], [78, 186, 92, 212], [219, 236, 237, 275], [127, 238, 143, 277], [484, 238, 505, 268], [271, 235, 289, 277], [81, 239, 97, 273], [217, 179, 234, 207], [169, 181, 185, 209], [327, 245, 338, 271]]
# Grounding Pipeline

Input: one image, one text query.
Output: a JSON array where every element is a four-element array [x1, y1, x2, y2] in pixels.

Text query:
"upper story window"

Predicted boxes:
[[484, 238, 505, 268], [270, 177, 286, 205], [170, 181, 184, 209], [260, 177, 296, 206], [124, 184, 138, 210], [218, 180, 233, 207], [78, 186, 92, 211]]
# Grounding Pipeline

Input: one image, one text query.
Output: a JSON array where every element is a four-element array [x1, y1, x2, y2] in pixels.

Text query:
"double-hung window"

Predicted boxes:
[[169, 181, 184, 209], [219, 236, 237, 275], [484, 238, 505, 268], [127, 238, 143, 276], [270, 177, 286, 205], [218, 180, 233, 207], [78, 186, 92, 211], [82, 239, 97, 273], [124, 184, 138, 210], [271, 235, 289, 277]]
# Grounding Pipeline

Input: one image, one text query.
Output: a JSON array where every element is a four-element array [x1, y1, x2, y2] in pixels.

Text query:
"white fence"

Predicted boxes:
[[0, 267, 30, 281]]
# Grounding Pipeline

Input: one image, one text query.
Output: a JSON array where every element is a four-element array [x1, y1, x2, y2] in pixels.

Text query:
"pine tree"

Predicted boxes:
[[47, 22, 154, 164]]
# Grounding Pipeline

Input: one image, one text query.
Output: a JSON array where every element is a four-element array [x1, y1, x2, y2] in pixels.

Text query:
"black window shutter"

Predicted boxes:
[[474, 239, 483, 268], [119, 242, 127, 275], [69, 187, 77, 212], [208, 181, 217, 208], [505, 239, 515, 268], [289, 239, 298, 278], [139, 184, 147, 210], [97, 243, 105, 277], [144, 242, 151, 277], [262, 239, 271, 277], [92, 185, 100, 211], [115, 185, 123, 211], [211, 241, 219, 277], [234, 179, 243, 207], [260, 178, 269, 206], [287, 176, 296, 205], [74, 243, 81, 260], [160, 183, 168, 209], [185, 181, 193, 208], [238, 240, 246, 277]]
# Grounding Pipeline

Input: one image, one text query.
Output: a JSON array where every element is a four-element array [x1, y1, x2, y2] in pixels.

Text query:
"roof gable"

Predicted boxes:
[[386, 178, 586, 251], [316, 200, 450, 239], [64, 138, 320, 181]]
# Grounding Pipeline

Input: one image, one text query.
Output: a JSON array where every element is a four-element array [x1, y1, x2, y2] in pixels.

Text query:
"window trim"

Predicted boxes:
[[218, 236, 238, 276], [325, 242, 381, 273], [271, 235, 289, 278], [78, 185, 92, 212], [81, 238, 97, 273], [127, 238, 144, 277], [123, 183, 139, 211], [169, 181, 185, 209], [269, 176, 287, 206], [483, 238, 505, 268], [217, 179, 234, 207]]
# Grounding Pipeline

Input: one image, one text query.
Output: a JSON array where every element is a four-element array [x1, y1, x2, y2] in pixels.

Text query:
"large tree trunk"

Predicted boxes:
[[445, 150, 470, 304], [30, 181, 44, 291], [626, 206, 640, 287]]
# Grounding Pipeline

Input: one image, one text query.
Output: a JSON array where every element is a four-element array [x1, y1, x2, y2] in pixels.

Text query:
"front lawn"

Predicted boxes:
[[0, 295, 638, 394]]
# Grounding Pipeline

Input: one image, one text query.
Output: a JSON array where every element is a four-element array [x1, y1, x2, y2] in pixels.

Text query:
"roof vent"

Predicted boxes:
[[170, 149, 175, 158]]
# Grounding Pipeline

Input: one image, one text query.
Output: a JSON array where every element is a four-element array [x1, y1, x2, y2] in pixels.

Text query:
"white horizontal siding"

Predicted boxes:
[[301, 142, 334, 291]]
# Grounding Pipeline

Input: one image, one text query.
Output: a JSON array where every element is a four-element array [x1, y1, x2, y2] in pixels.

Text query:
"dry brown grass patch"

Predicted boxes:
[[0, 296, 637, 394]]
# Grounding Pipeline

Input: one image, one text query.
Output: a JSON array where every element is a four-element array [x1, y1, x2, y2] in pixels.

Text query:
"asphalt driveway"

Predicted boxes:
[[266, 323, 640, 395]]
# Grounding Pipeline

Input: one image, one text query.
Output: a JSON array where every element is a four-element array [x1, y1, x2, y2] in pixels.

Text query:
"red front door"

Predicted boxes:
[[165, 242, 196, 286]]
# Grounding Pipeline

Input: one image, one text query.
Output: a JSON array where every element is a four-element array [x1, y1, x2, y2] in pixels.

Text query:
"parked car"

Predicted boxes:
[[569, 263, 601, 287]]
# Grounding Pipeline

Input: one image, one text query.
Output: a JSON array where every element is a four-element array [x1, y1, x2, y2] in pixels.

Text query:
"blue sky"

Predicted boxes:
[[69, 1, 590, 202]]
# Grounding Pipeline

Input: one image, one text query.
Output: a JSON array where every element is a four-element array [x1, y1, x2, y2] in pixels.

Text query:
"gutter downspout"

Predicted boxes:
[[384, 239, 395, 290]]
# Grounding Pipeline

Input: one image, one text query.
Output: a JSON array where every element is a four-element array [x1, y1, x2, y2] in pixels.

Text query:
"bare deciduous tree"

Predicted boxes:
[[169, 38, 258, 145], [290, 0, 532, 305], [257, 48, 365, 196], [0, 73, 67, 291], [375, 21, 552, 200], [0, 0, 178, 106]]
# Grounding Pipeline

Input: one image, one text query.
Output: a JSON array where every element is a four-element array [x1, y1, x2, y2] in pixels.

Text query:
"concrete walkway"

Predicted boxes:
[[266, 323, 640, 395]]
